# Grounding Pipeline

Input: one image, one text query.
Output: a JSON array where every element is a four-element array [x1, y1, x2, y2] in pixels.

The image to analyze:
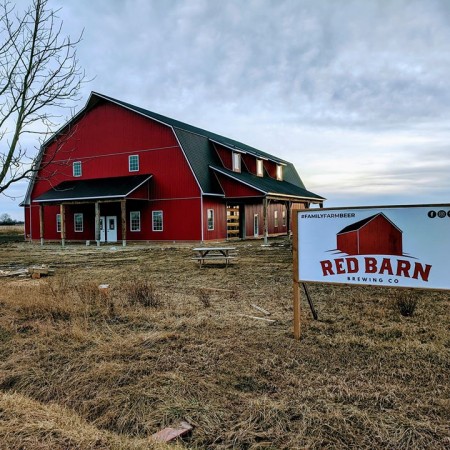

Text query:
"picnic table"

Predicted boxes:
[[192, 246, 237, 267]]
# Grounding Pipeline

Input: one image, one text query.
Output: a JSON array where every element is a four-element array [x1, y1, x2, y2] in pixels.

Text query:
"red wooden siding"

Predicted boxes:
[[214, 145, 233, 170], [337, 215, 402, 256], [202, 197, 227, 240], [336, 232, 358, 255], [244, 202, 288, 238], [215, 173, 264, 198], [32, 102, 199, 201], [242, 154, 257, 175], [27, 100, 203, 241]]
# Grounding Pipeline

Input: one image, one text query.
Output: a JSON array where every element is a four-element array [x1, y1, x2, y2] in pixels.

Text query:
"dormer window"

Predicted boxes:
[[276, 164, 283, 181], [73, 161, 82, 177], [232, 152, 241, 173], [256, 159, 264, 177]]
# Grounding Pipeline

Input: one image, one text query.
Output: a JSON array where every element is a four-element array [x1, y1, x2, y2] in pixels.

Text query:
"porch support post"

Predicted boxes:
[[60, 203, 66, 247], [263, 197, 268, 245], [39, 204, 44, 246], [121, 199, 127, 247], [95, 201, 100, 246]]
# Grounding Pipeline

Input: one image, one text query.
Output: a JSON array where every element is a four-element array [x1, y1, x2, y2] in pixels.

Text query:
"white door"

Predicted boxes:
[[99, 217, 106, 242], [254, 214, 259, 237], [106, 216, 117, 242]]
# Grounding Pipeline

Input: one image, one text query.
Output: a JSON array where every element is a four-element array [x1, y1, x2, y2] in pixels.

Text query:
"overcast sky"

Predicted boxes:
[[2, 0, 450, 219]]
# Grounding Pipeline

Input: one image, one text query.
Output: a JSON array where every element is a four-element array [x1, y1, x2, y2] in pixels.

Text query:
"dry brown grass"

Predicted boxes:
[[0, 240, 449, 449]]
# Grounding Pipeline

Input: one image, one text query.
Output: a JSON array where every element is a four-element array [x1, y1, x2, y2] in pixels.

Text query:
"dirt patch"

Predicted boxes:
[[0, 239, 449, 448]]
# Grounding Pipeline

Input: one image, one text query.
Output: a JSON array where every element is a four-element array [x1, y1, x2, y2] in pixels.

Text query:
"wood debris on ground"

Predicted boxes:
[[0, 265, 55, 279], [150, 420, 193, 442]]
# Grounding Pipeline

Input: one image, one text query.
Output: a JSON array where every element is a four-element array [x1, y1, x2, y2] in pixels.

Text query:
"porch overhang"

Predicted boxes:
[[34, 174, 152, 204]]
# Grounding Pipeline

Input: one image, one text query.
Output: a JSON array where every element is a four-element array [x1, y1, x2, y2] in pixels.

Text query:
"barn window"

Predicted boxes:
[[56, 214, 61, 232], [256, 159, 264, 177], [207, 209, 214, 231], [130, 211, 140, 232], [74, 213, 83, 232], [274, 210, 278, 227], [152, 210, 163, 231], [73, 161, 82, 177], [129, 155, 139, 172], [276, 164, 283, 181], [232, 152, 241, 172], [282, 210, 286, 227]]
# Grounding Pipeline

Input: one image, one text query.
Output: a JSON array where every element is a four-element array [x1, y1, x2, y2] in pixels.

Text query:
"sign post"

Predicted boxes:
[[292, 211, 301, 339], [293, 204, 450, 339]]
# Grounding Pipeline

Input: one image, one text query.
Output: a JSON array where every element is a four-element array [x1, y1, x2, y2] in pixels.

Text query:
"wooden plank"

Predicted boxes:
[[95, 201, 100, 244], [39, 204, 44, 246], [60, 204, 66, 247], [251, 304, 271, 316], [121, 199, 127, 247], [263, 197, 268, 245], [292, 210, 301, 340], [150, 421, 193, 443], [237, 314, 276, 323]]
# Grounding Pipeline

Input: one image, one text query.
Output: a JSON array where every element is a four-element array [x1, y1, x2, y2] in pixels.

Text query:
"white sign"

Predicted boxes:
[[297, 205, 450, 290]]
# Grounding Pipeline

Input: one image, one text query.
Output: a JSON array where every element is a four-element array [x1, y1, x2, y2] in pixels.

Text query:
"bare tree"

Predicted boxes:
[[0, 0, 84, 195]]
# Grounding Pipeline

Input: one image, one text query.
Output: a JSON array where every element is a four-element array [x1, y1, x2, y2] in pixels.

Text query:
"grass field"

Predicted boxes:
[[0, 224, 24, 245], [0, 240, 448, 449]]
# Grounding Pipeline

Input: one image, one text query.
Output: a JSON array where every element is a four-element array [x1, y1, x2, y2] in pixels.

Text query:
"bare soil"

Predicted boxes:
[[0, 240, 448, 449]]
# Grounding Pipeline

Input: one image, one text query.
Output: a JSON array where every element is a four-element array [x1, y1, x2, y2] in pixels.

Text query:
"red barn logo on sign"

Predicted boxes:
[[336, 213, 402, 256], [319, 214, 432, 283]]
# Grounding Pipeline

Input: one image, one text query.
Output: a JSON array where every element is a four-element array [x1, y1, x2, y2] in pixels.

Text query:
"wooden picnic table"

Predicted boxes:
[[192, 246, 237, 267]]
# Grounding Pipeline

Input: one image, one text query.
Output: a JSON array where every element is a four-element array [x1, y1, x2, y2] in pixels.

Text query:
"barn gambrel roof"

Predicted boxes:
[[337, 213, 403, 235], [23, 92, 324, 204]]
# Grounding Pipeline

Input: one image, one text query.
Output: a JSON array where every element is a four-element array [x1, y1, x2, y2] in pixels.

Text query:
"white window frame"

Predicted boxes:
[[129, 154, 139, 172], [282, 210, 286, 227], [207, 209, 214, 231], [276, 164, 283, 181], [130, 211, 141, 232], [56, 214, 61, 233], [232, 152, 241, 173], [274, 210, 278, 228], [256, 159, 264, 177], [152, 210, 163, 232], [73, 161, 82, 177], [74, 213, 83, 232]]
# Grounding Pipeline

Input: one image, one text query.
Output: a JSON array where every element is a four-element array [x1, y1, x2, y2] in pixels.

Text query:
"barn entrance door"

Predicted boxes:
[[226, 205, 240, 239], [99, 216, 118, 242]]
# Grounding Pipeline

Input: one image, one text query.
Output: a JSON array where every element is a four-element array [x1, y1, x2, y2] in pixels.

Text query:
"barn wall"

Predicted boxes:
[[244, 202, 288, 238], [202, 197, 227, 241], [27, 100, 204, 241], [31, 102, 200, 201], [214, 145, 233, 170], [215, 173, 264, 198], [359, 216, 403, 255], [337, 232, 358, 255], [242, 154, 257, 174]]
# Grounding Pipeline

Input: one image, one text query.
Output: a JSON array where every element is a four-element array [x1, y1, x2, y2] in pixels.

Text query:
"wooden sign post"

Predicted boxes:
[[292, 210, 301, 339]]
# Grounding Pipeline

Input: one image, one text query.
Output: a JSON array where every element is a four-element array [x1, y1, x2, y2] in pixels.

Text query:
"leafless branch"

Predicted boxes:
[[0, 0, 85, 195]]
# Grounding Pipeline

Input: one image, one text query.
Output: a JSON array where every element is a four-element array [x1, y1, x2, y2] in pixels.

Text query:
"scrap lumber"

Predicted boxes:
[[28, 265, 54, 279], [237, 314, 276, 323], [0, 269, 28, 277], [250, 304, 271, 316], [150, 421, 193, 443]]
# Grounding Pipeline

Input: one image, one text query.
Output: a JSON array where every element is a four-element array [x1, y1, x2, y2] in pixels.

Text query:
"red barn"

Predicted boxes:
[[22, 92, 324, 244], [336, 213, 403, 256]]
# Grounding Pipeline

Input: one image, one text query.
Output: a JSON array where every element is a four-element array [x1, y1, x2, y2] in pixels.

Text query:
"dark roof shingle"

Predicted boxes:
[[35, 175, 151, 202]]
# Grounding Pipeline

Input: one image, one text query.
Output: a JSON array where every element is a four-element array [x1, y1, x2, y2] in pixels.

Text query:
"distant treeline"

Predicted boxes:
[[0, 214, 24, 225]]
